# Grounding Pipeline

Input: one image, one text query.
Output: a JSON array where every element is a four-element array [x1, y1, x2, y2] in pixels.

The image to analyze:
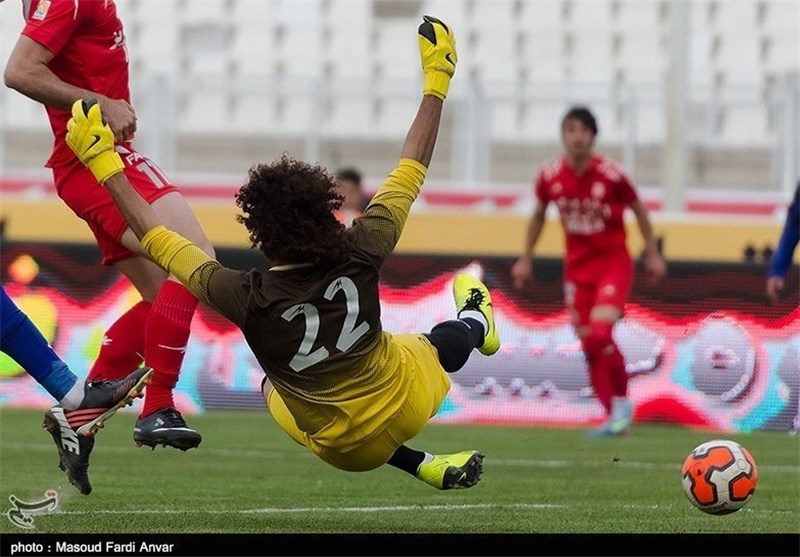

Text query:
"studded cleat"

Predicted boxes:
[[416, 450, 485, 490], [43, 407, 95, 495], [589, 396, 633, 438], [133, 407, 202, 451], [71, 367, 154, 437]]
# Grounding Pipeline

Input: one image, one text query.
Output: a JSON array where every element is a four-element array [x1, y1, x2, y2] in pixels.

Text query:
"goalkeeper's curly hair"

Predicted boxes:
[[235, 155, 349, 266]]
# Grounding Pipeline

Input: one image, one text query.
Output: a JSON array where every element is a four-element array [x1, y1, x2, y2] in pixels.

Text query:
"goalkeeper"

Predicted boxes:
[[64, 17, 500, 490]]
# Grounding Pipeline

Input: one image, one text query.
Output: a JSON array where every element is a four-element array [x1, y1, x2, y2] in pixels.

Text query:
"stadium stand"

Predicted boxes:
[[0, 0, 797, 190]]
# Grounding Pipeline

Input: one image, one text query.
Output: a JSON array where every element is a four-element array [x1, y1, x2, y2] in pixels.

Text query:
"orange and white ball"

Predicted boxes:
[[681, 439, 758, 515]]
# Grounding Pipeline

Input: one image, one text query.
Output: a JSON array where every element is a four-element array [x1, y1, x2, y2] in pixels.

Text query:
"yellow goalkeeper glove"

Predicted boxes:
[[66, 98, 125, 184], [418, 15, 457, 100]]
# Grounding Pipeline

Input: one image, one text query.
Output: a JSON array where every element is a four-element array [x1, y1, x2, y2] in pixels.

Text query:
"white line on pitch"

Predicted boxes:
[[52, 503, 566, 516], [46, 503, 796, 516]]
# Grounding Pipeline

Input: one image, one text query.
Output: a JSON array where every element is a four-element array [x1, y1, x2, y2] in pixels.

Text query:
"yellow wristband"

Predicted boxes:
[[91, 151, 125, 184], [423, 72, 450, 100]]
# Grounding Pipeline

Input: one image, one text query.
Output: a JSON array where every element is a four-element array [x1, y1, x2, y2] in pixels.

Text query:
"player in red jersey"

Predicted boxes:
[[511, 106, 666, 436], [4, 0, 212, 489]]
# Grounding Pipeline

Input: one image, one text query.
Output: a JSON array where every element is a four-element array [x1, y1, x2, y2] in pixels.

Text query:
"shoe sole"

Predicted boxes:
[[134, 430, 202, 452], [42, 412, 92, 495], [443, 452, 485, 489], [76, 368, 154, 437], [587, 426, 631, 438]]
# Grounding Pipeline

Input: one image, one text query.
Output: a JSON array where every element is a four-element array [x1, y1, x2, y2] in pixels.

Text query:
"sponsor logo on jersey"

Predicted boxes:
[[32, 0, 51, 21], [110, 29, 126, 51], [110, 29, 129, 62], [600, 284, 616, 296], [591, 181, 606, 199]]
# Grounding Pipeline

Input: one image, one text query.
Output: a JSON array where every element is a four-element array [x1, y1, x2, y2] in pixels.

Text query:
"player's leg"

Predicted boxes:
[[568, 280, 615, 421], [86, 256, 163, 382], [583, 264, 633, 437], [582, 306, 627, 436], [99, 256, 203, 450], [110, 153, 214, 450], [1, 284, 82, 407], [2, 285, 151, 494], [391, 274, 496, 488], [0, 284, 151, 419], [263, 381, 312, 449], [70, 194, 202, 449], [390, 445, 485, 490], [385, 333, 485, 489], [115, 189, 214, 451], [423, 273, 501, 373]]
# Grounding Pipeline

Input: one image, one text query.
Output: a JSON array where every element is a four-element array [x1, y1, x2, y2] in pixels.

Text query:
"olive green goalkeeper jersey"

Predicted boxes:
[[141, 159, 432, 448]]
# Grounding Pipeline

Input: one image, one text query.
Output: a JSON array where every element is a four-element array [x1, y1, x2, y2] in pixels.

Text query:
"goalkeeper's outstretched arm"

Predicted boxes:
[[399, 14, 457, 167], [64, 99, 222, 309], [357, 16, 457, 260]]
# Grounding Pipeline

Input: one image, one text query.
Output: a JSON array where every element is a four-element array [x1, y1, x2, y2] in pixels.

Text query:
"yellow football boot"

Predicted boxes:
[[416, 450, 485, 490], [453, 274, 500, 355]]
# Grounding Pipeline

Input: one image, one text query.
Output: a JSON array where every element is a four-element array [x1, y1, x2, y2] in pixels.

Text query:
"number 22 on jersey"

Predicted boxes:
[[281, 276, 370, 372]]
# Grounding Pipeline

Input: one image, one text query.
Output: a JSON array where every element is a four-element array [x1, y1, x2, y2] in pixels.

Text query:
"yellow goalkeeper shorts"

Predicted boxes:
[[265, 333, 451, 472]]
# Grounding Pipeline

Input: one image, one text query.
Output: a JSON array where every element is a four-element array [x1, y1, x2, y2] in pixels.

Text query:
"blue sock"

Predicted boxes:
[[1, 286, 78, 401]]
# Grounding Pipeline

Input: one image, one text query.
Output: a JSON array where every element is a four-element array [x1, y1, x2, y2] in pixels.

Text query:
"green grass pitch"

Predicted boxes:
[[1, 408, 797, 534]]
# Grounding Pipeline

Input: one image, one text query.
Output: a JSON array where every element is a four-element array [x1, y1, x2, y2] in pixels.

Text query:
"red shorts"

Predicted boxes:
[[564, 255, 633, 327], [52, 147, 178, 266]]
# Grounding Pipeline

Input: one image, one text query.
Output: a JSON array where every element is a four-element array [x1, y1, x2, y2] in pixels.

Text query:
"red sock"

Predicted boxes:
[[88, 300, 151, 381], [581, 321, 619, 415], [142, 281, 198, 417], [607, 344, 628, 397]]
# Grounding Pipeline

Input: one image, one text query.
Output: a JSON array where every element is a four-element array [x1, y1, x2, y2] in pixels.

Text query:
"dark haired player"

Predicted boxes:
[[511, 106, 666, 436], [64, 16, 500, 490]]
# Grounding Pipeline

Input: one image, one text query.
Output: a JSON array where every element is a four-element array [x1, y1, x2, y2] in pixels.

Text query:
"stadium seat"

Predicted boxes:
[[491, 100, 524, 142], [711, 2, 761, 88], [279, 25, 323, 79], [524, 102, 565, 143], [635, 103, 665, 145], [567, 0, 612, 31], [718, 105, 771, 147], [323, 96, 373, 137], [568, 31, 615, 84], [230, 27, 278, 77], [1, 91, 47, 130], [373, 20, 418, 81], [613, 0, 662, 32], [466, 6, 517, 85], [615, 30, 664, 86], [126, 0, 181, 75], [761, 0, 800, 79], [231, 95, 277, 133]]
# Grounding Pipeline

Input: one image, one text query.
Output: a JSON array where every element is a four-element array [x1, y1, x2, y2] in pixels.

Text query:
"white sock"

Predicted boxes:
[[458, 310, 488, 332], [59, 381, 85, 411], [416, 453, 435, 474]]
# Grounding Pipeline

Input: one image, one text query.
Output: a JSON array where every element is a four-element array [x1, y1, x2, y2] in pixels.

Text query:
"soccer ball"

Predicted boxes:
[[681, 439, 758, 515]]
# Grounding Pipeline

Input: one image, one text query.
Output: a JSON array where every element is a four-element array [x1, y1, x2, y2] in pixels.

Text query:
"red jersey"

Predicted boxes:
[[21, 0, 131, 168], [535, 154, 639, 282]]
